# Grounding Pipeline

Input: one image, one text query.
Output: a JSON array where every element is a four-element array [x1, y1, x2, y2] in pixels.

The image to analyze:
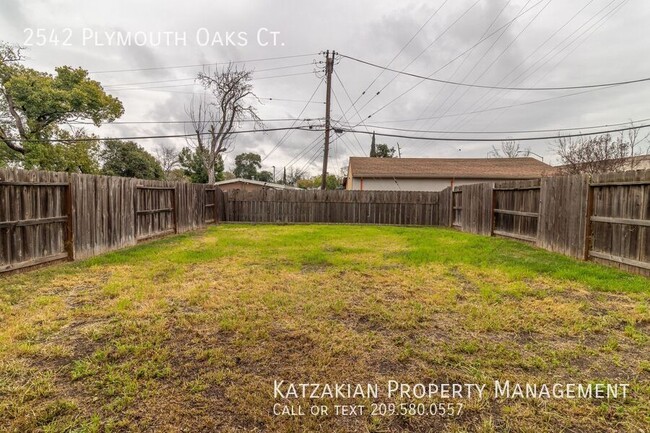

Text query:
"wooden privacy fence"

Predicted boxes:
[[2, 168, 649, 277], [135, 185, 176, 241], [491, 180, 540, 243], [448, 170, 650, 277], [0, 170, 72, 272], [222, 172, 650, 276], [1, 169, 224, 272], [224, 189, 443, 226], [588, 170, 650, 274]]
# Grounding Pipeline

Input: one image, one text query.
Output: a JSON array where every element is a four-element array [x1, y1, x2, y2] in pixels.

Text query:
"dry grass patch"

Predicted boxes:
[[0, 225, 648, 432]]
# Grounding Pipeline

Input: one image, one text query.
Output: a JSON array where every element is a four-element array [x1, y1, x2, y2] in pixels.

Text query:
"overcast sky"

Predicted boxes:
[[2, 0, 649, 174]]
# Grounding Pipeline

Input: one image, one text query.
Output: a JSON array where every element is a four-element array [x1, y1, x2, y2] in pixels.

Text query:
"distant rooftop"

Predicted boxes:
[[214, 178, 302, 190], [348, 157, 555, 179]]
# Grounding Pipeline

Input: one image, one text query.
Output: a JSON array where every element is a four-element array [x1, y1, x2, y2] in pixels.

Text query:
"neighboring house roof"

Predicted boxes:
[[214, 178, 302, 190], [348, 157, 555, 179]]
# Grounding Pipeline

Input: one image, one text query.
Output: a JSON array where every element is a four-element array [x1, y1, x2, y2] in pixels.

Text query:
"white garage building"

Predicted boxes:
[[345, 157, 555, 192]]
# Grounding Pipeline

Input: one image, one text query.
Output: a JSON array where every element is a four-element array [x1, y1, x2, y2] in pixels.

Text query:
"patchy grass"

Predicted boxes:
[[0, 224, 648, 433]]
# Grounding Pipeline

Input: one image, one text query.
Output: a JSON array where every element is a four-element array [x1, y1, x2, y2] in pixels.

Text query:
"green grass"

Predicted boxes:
[[0, 225, 648, 432]]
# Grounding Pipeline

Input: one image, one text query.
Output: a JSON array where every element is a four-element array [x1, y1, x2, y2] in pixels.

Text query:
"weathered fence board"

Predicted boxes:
[[588, 169, 650, 277], [224, 189, 443, 226], [537, 174, 590, 259], [71, 174, 136, 260], [456, 183, 493, 236], [134, 184, 176, 241], [492, 179, 541, 242], [0, 169, 70, 272]]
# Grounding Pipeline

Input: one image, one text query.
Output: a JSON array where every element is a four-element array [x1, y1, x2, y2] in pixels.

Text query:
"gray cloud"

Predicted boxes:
[[1, 0, 649, 171]]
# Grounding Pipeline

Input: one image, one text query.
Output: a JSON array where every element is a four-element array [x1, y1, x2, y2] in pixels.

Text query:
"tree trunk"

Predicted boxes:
[[208, 166, 215, 185]]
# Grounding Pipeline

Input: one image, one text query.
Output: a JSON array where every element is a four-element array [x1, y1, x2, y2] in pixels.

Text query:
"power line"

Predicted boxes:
[[420, 0, 548, 132], [357, 84, 614, 124], [105, 71, 317, 91], [435, 0, 589, 132], [261, 97, 325, 105], [333, 70, 372, 154], [337, 132, 362, 158], [101, 62, 316, 88], [477, 0, 630, 130], [284, 132, 325, 169], [70, 117, 325, 125], [340, 122, 650, 143], [334, 0, 450, 122], [347, 0, 569, 125], [351, 0, 483, 117], [262, 77, 325, 162], [339, 117, 650, 135], [89, 53, 318, 74], [340, 52, 650, 92], [10, 126, 325, 143], [449, 0, 624, 133], [331, 87, 365, 154], [410, 0, 516, 131], [299, 141, 325, 174]]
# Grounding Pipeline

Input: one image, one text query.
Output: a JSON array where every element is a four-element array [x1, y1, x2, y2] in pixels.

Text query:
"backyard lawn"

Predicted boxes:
[[0, 225, 648, 433]]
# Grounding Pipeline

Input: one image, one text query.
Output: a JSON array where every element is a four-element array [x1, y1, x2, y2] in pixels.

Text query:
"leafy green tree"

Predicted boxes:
[[368, 132, 394, 158], [178, 146, 224, 183], [375, 143, 396, 158], [23, 129, 101, 173], [0, 43, 124, 163], [233, 152, 261, 179], [297, 174, 341, 190], [257, 170, 273, 182], [101, 140, 163, 180], [0, 147, 14, 167]]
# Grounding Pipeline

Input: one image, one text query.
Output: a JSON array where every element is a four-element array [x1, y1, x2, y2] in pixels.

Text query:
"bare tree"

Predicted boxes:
[[186, 63, 261, 184], [625, 122, 650, 169], [490, 139, 529, 158], [285, 167, 306, 186], [555, 133, 630, 175], [154, 143, 179, 177], [0, 43, 26, 154]]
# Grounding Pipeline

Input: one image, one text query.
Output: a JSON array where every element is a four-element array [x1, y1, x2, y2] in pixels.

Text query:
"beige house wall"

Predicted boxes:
[[347, 177, 533, 192]]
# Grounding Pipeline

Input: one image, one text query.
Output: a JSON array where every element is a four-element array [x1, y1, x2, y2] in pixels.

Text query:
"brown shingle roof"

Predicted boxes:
[[349, 157, 555, 179]]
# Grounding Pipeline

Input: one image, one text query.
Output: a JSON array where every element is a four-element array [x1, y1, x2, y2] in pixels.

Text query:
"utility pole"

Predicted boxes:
[[321, 50, 335, 190], [397, 142, 402, 158]]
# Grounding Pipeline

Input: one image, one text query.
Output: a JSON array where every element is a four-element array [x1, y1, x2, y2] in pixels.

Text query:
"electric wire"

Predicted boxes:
[[262, 77, 325, 161], [410, 0, 515, 131], [10, 126, 325, 143], [101, 63, 317, 88], [340, 122, 650, 143], [451, 0, 625, 132], [89, 53, 319, 74]]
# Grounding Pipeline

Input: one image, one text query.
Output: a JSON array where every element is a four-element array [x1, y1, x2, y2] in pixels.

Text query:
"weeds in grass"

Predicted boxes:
[[0, 225, 648, 432]]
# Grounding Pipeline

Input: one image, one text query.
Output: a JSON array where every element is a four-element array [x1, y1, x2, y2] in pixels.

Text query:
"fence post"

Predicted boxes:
[[214, 187, 219, 223], [490, 186, 496, 237], [65, 174, 74, 260], [172, 186, 178, 234], [583, 177, 594, 261]]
